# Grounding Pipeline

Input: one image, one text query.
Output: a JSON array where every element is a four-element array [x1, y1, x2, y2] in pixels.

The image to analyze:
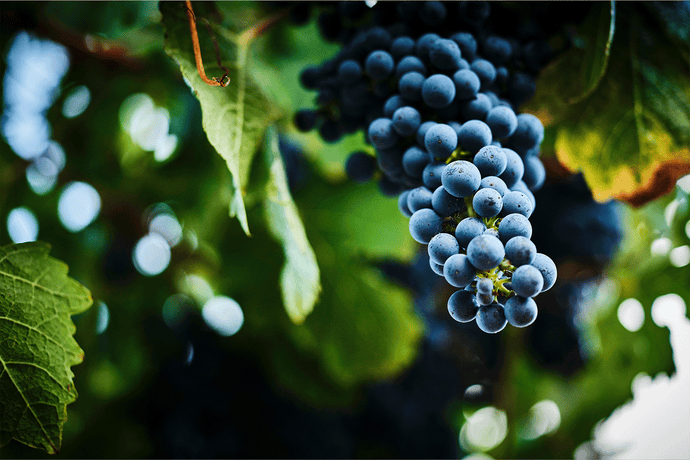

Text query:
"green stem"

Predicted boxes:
[[464, 196, 477, 218]]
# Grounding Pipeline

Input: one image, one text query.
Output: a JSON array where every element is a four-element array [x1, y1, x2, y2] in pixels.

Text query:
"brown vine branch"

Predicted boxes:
[[185, 0, 229, 87]]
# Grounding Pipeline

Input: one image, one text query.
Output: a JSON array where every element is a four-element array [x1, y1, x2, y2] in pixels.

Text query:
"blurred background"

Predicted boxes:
[[1, 2, 689, 458]]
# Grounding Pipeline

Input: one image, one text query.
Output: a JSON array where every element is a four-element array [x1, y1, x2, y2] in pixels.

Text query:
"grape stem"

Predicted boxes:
[[464, 196, 477, 218]]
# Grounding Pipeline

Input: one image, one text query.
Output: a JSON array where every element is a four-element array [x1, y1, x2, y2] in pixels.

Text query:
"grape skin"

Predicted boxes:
[[443, 254, 476, 287], [432, 186, 465, 217], [505, 236, 537, 266], [473, 145, 507, 176], [345, 151, 376, 183], [502, 190, 534, 218], [428, 232, 460, 265], [458, 120, 492, 155], [422, 74, 456, 109], [448, 290, 479, 323], [455, 217, 486, 249], [472, 188, 503, 218], [409, 208, 444, 244], [402, 146, 431, 178], [425, 124, 458, 158], [453, 69, 481, 100], [512, 265, 544, 297], [476, 302, 507, 333], [480, 175, 509, 197], [499, 148, 524, 188], [392, 106, 422, 136], [466, 234, 505, 271], [498, 213, 532, 242], [368, 118, 399, 150], [531, 253, 557, 291], [442, 160, 481, 198], [504, 296, 538, 327], [407, 186, 433, 213]]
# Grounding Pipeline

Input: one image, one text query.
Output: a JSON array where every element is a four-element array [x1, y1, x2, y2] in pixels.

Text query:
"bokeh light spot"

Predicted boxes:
[[670, 245, 690, 268], [62, 85, 91, 118], [7, 207, 39, 243], [149, 213, 182, 247], [202, 296, 244, 337], [132, 233, 171, 276], [651, 237, 672, 256], [459, 406, 508, 452], [58, 181, 101, 232], [618, 298, 645, 332], [95, 301, 110, 335], [651, 294, 687, 328]]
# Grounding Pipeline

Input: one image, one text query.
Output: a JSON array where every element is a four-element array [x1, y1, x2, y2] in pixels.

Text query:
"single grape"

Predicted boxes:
[[482, 35, 513, 66], [409, 208, 443, 244], [477, 291, 494, 307], [510, 113, 544, 153], [395, 56, 427, 79], [470, 59, 496, 88], [368, 118, 399, 150], [392, 106, 422, 136], [416, 33, 441, 61], [402, 146, 431, 178], [432, 185, 465, 217], [398, 71, 425, 101], [476, 302, 507, 333], [443, 254, 476, 287], [459, 93, 492, 120], [294, 109, 317, 132], [472, 187, 503, 218], [383, 95, 405, 118], [430, 258, 445, 276], [511, 180, 536, 210], [319, 119, 342, 143], [453, 69, 481, 100], [480, 175, 509, 197], [422, 74, 456, 109], [511, 265, 544, 297], [429, 38, 462, 70], [391, 36, 416, 59], [425, 123, 458, 158], [508, 71, 537, 108], [378, 176, 405, 197], [473, 145, 507, 176], [345, 151, 376, 183], [448, 290, 479, 323], [428, 232, 460, 265], [338, 59, 363, 85], [420, 1, 447, 26], [523, 155, 546, 191], [486, 106, 518, 139], [457, 120, 492, 155], [398, 190, 413, 218], [450, 32, 477, 61], [455, 217, 486, 249], [502, 190, 533, 218], [366, 50, 395, 80], [407, 186, 433, 213], [505, 236, 537, 266], [442, 160, 481, 197], [504, 296, 538, 327], [498, 213, 533, 242], [531, 253, 557, 291], [423, 160, 446, 189], [499, 148, 524, 187], [416, 121, 438, 147], [477, 277, 493, 295], [467, 234, 505, 271]]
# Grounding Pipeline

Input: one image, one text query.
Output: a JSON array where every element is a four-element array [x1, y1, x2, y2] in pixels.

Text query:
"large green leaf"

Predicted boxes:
[[161, 1, 280, 235], [0, 242, 92, 454], [262, 127, 320, 324], [546, 4, 690, 203]]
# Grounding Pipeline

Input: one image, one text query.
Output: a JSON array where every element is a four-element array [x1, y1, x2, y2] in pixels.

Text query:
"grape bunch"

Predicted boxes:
[[294, 2, 557, 333]]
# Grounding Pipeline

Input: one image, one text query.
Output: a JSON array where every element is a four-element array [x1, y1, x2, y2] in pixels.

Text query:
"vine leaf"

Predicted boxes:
[[530, 3, 690, 204], [161, 2, 281, 235], [526, 2, 616, 125], [262, 127, 320, 324], [0, 242, 92, 454]]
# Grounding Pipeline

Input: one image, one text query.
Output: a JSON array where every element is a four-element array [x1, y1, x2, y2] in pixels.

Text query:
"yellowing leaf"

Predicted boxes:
[[0, 242, 92, 454]]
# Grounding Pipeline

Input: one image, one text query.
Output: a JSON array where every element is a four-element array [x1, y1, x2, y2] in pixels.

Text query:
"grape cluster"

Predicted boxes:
[[294, 2, 556, 333]]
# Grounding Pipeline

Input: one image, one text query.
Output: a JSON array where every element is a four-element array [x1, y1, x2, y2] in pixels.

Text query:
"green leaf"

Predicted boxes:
[[0, 242, 92, 454], [160, 2, 281, 235], [546, 4, 690, 202], [262, 127, 320, 324], [526, 2, 616, 125]]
